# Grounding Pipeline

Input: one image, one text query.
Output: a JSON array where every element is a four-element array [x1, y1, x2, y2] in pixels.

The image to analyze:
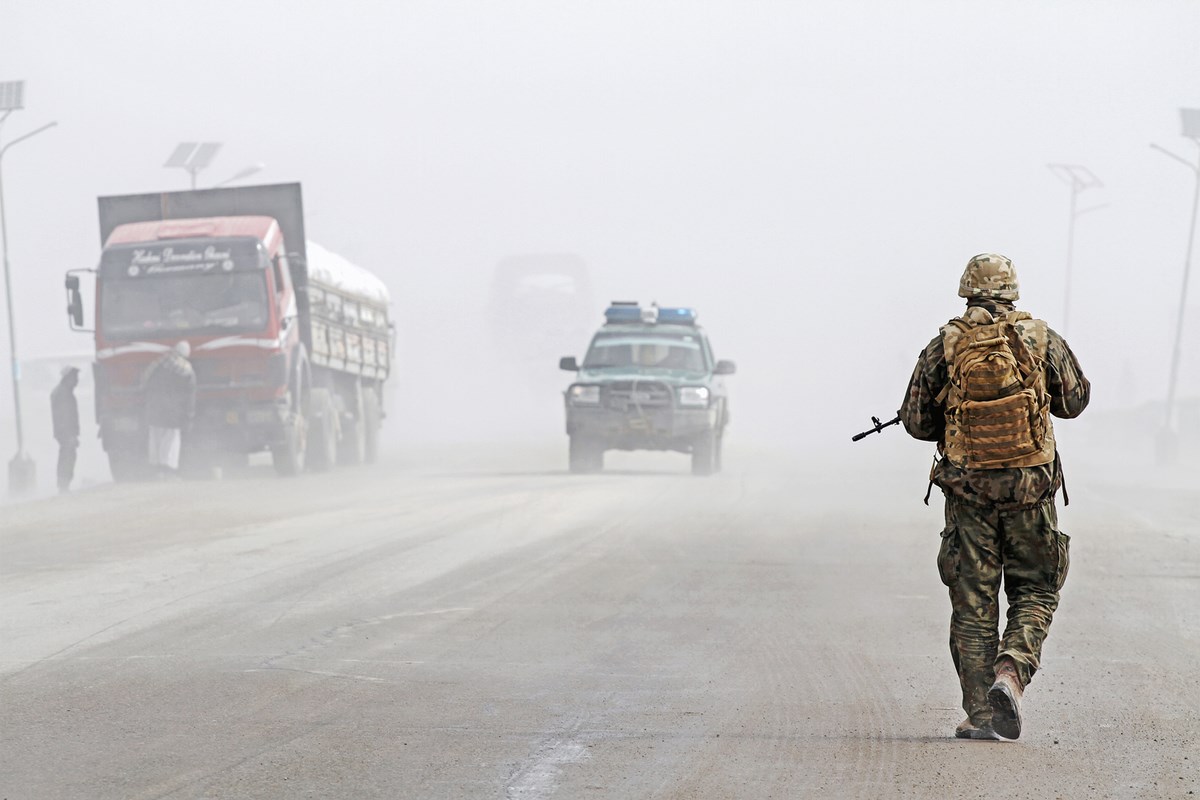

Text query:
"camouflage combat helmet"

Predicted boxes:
[[958, 253, 1019, 301]]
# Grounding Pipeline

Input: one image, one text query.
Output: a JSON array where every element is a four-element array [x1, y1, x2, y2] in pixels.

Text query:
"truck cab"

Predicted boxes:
[[66, 184, 391, 479], [79, 217, 303, 478]]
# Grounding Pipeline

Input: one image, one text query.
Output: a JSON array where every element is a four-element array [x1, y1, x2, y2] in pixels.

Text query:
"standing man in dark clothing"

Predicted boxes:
[[900, 254, 1090, 740], [142, 341, 196, 477], [50, 366, 81, 493]]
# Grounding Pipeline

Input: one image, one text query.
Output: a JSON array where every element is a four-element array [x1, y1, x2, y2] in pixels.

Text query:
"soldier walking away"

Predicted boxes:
[[50, 366, 81, 493], [142, 341, 196, 478], [900, 254, 1090, 741]]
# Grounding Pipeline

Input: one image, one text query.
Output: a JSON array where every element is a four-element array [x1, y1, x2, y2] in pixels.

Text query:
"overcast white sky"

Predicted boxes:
[[1, 0, 1198, 448]]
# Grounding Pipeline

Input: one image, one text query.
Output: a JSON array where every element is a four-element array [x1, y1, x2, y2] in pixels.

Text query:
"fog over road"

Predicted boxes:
[[1, 444, 1197, 799]]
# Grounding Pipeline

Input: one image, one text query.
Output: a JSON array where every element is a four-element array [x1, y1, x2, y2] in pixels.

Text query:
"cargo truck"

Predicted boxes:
[[64, 183, 391, 479]]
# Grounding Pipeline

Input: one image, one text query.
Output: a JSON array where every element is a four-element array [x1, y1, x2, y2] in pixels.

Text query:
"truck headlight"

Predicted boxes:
[[567, 384, 601, 406], [677, 386, 710, 407]]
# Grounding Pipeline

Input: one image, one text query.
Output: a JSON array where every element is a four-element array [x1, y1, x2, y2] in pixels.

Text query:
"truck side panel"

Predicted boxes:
[[307, 282, 391, 381]]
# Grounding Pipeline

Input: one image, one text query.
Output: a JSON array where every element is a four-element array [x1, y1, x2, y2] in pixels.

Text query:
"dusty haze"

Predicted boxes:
[[1, 0, 1198, 470], [2, 6, 1200, 797]]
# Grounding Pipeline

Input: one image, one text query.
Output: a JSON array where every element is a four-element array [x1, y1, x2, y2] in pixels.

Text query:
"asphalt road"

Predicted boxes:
[[1, 443, 1197, 799]]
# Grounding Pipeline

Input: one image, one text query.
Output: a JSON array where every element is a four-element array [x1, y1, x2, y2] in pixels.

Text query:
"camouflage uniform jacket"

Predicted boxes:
[[900, 300, 1091, 509]]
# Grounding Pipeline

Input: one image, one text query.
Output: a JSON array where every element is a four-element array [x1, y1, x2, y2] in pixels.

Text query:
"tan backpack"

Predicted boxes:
[[936, 307, 1055, 470]]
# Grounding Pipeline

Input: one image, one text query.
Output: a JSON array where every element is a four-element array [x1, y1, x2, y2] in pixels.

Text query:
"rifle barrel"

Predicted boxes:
[[850, 414, 902, 442]]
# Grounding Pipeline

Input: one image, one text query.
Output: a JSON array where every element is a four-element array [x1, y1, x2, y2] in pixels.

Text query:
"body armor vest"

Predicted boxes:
[[937, 306, 1055, 470]]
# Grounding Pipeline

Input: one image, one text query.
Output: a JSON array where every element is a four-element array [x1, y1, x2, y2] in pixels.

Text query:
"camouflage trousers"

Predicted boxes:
[[938, 496, 1071, 725]]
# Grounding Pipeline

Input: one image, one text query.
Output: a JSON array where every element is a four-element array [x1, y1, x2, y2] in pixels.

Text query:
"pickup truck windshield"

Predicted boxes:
[[583, 335, 706, 372], [100, 272, 269, 338]]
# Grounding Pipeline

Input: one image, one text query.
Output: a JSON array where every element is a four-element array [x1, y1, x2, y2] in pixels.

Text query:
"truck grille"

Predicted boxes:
[[605, 381, 672, 410], [193, 358, 269, 389]]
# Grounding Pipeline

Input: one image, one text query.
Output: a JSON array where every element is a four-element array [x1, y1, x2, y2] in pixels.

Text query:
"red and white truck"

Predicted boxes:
[[65, 183, 391, 479]]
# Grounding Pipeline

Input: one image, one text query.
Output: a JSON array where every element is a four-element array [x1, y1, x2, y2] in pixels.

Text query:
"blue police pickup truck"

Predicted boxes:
[[559, 302, 736, 475]]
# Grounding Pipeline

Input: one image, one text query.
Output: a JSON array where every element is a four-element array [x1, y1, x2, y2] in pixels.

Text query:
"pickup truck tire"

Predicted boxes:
[[307, 388, 338, 472], [691, 429, 719, 476], [568, 436, 604, 474]]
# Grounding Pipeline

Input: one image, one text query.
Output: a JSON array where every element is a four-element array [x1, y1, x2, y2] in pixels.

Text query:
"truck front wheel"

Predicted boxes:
[[271, 413, 307, 476]]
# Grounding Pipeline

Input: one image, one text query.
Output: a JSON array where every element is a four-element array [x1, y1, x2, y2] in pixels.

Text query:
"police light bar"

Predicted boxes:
[[605, 302, 643, 323], [604, 302, 698, 325], [657, 307, 698, 325]]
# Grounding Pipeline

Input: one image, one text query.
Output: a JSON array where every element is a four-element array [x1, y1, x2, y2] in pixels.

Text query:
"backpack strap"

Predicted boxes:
[[1056, 451, 1070, 506], [936, 317, 973, 405], [934, 382, 951, 405], [923, 455, 940, 505], [939, 317, 972, 366]]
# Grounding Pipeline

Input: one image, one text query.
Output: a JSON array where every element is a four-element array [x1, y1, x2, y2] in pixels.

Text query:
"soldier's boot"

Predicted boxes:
[[954, 718, 999, 740], [988, 657, 1024, 739]]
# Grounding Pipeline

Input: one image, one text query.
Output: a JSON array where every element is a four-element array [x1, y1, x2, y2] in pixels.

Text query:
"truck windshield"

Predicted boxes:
[[100, 273, 269, 338], [583, 335, 707, 372]]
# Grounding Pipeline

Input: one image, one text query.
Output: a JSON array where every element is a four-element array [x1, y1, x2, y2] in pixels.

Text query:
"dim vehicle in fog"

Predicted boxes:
[[64, 183, 392, 479], [559, 302, 735, 475], [487, 253, 594, 383]]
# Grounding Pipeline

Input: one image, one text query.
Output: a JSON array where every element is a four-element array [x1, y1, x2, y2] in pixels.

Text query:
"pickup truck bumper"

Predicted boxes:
[[565, 404, 718, 452]]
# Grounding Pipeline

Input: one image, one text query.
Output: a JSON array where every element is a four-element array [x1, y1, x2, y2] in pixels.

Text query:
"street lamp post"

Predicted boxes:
[[1151, 108, 1200, 465], [0, 80, 57, 496], [1047, 163, 1105, 337]]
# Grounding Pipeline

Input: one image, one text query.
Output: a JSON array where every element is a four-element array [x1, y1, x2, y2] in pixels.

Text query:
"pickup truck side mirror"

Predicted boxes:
[[559, 356, 579, 371], [714, 359, 737, 376]]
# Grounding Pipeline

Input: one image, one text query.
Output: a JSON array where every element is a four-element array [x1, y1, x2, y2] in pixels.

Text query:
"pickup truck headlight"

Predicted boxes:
[[678, 386, 710, 407], [567, 384, 601, 406]]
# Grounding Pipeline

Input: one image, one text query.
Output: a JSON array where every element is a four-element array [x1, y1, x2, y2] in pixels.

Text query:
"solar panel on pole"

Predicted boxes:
[[1182, 108, 1200, 140], [0, 81, 24, 112], [1048, 163, 1102, 191], [189, 142, 222, 171], [164, 142, 199, 168]]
